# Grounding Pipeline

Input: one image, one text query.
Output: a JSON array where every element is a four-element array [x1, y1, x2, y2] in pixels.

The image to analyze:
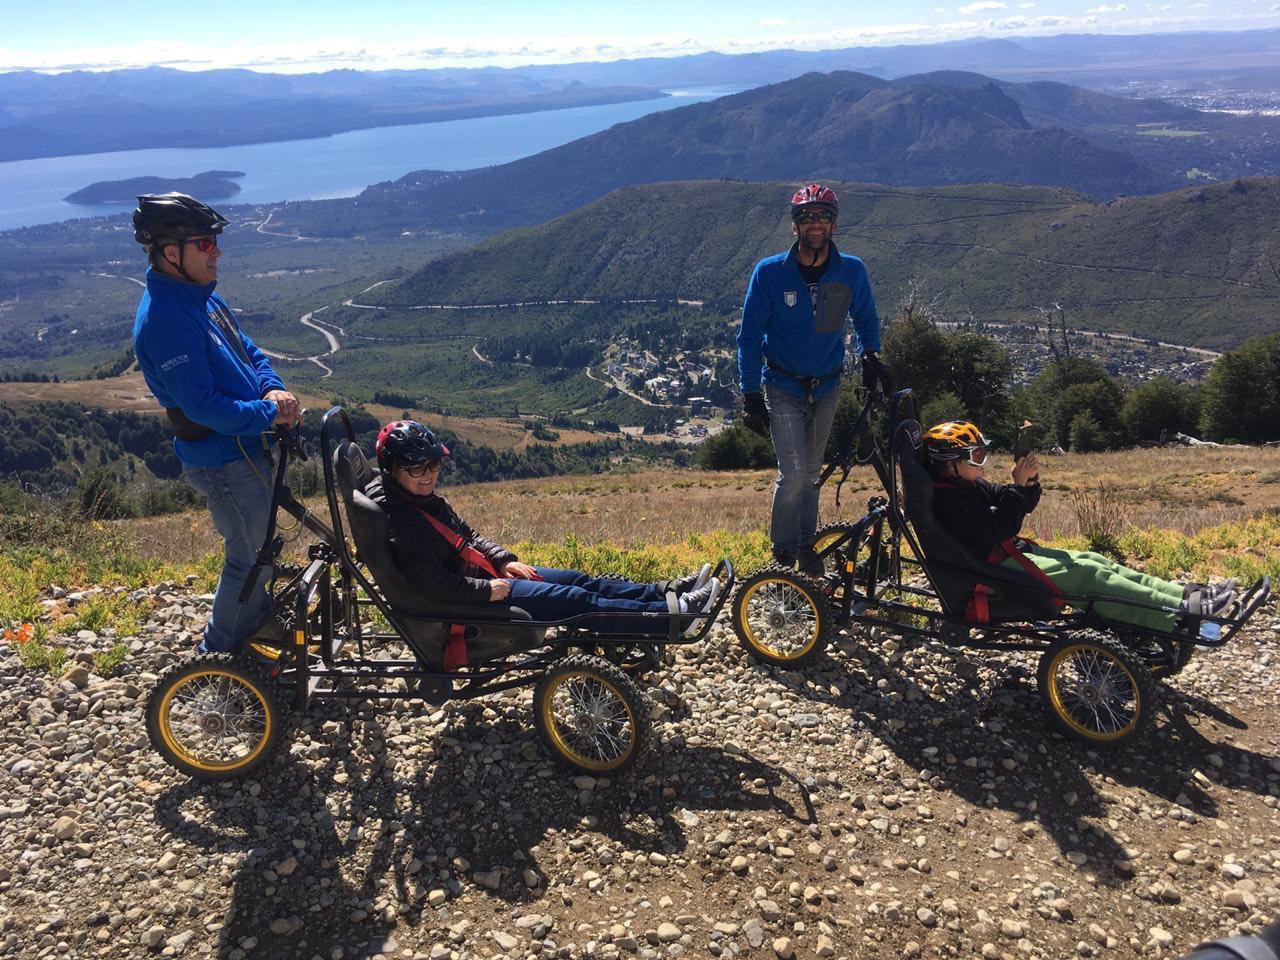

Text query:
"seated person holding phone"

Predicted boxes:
[[366, 420, 723, 638], [923, 420, 1235, 635]]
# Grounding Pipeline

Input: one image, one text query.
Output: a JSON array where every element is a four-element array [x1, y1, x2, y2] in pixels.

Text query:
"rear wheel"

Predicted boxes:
[[732, 566, 831, 668], [146, 654, 286, 781], [813, 522, 863, 578], [534, 654, 649, 775], [1038, 633, 1157, 746]]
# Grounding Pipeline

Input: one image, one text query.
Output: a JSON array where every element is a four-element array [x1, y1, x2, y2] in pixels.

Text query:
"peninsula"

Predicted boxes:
[[65, 170, 245, 205]]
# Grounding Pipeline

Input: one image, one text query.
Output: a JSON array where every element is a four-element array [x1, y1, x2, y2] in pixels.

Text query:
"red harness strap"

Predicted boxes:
[[444, 624, 469, 671], [415, 506, 501, 577], [416, 506, 496, 671], [988, 538, 1067, 610]]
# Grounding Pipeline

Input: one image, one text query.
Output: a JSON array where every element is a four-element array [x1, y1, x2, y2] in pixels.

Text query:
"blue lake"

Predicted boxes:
[[0, 88, 739, 231]]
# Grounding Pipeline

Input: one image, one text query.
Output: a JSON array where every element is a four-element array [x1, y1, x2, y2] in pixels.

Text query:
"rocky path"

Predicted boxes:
[[2, 586, 1278, 960]]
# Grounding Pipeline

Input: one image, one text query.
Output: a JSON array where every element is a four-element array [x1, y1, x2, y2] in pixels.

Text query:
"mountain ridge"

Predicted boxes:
[[276, 69, 1206, 239], [372, 176, 1280, 351]]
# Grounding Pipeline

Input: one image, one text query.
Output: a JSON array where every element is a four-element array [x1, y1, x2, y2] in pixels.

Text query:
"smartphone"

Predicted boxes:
[[1012, 420, 1035, 461]]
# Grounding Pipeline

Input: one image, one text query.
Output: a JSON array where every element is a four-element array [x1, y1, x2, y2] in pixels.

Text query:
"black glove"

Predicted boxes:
[[741, 392, 770, 438], [861, 352, 892, 395]]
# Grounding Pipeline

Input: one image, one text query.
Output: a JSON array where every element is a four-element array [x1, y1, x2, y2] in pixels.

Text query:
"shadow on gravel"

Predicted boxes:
[[754, 633, 1273, 889], [152, 696, 810, 957]]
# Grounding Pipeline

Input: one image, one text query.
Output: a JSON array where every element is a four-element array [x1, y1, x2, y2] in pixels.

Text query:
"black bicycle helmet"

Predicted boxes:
[[132, 193, 230, 246], [375, 420, 450, 473]]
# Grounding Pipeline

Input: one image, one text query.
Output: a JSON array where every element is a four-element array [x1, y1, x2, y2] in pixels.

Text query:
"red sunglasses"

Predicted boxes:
[[183, 237, 219, 253]]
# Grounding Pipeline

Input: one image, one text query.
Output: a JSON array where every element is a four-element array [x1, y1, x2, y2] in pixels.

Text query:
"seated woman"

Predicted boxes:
[[923, 420, 1235, 635], [366, 420, 722, 642]]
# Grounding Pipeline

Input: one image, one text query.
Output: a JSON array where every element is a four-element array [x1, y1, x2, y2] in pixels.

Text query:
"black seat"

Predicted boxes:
[[892, 419, 1059, 622], [331, 440, 541, 663]]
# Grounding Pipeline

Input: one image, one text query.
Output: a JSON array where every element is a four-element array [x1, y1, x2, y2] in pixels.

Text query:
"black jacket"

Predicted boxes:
[[367, 474, 517, 603], [931, 476, 1042, 560]]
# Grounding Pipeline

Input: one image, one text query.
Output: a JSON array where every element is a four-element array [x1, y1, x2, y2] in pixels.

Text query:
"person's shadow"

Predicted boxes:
[[154, 692, 811, 958], [733, 620, 1277, 890]]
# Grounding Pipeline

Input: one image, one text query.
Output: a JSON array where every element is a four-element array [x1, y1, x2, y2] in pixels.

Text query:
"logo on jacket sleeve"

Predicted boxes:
[[783, 291, 797, 307]]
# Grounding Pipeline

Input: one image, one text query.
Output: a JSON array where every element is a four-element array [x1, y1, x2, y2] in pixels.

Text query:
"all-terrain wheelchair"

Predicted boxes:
[[730, 388, 1270, 746], [146, 406, 733, 781]]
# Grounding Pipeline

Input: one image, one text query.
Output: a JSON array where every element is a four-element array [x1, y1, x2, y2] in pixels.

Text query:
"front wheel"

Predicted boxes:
[[1037, 633, 1158, 746], [732, 566, 831, 668], [146, 654, 287, 781], [534, 654, 650, 775]]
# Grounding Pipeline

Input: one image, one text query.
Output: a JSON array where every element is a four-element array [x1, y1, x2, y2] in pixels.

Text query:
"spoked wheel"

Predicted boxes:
[[1038, 633, 1158, 746], [534, 654, 649, 775], [732, 565, 832, 668], [146, 654, 287, 781]]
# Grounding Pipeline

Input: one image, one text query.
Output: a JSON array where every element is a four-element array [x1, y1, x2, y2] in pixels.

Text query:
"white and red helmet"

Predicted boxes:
[[790, 183, 838, 220]]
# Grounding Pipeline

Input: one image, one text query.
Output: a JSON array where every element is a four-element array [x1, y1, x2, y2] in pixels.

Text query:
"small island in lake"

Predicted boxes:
[[64, 170, 245, 205]]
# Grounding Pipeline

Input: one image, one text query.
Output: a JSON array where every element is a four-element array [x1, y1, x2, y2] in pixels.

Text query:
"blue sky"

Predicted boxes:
[[2, 0, 1278, 72]]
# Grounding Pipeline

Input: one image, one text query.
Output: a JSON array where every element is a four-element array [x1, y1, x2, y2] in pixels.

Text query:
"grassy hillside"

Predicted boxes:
[[375, 177, 1280, 350]]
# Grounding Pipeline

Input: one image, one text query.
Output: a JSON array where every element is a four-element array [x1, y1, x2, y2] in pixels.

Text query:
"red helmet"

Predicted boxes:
[[375, 420, 450, 473], [791, 183, 838, 219]]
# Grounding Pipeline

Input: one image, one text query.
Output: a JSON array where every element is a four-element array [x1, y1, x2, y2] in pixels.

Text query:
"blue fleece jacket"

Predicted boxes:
[[737, 240, 881, 399], [133, 268, 284, 468]]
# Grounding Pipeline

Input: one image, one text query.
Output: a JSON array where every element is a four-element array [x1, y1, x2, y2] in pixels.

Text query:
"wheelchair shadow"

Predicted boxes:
[[754, 629, 1274, 890], [154, 696, 810, 957]]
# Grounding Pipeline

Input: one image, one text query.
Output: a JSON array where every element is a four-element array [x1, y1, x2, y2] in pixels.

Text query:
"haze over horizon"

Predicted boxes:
[[5, 0, 1280, 73]]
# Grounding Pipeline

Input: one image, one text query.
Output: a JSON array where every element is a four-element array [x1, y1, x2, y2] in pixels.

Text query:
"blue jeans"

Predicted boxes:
[[507, 567, 674, 633], [182, 452, 275, 653], [764, 382, 841, 558]]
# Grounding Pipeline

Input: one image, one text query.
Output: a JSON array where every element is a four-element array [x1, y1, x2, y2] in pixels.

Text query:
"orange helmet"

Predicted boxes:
[[924, 421, 989, 462]]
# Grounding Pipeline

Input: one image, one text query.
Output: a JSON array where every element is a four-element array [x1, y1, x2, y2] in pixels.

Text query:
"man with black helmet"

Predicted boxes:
[[131, 193, 301, 653], [737, 183, 886, 577], [368, 420, 722, 639]]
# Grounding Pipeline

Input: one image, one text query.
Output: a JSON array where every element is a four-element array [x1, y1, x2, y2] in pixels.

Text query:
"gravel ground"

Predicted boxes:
[[1, 584, 1278, 960]]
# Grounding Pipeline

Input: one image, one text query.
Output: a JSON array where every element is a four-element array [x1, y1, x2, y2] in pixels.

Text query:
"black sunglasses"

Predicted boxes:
[[794, 210, 835, 224], [183, 237, 219, 253], [404, 459, 442, 477]]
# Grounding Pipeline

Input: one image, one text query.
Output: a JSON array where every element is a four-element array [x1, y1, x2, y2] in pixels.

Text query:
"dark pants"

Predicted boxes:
[[506, 567, 673, 633]]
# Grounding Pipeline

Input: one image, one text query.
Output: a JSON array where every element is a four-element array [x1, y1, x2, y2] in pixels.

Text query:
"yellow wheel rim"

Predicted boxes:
[[1046, 643, 1142, 742], [814, 530, 844, 554], [157, 669, 273, 773], [539, 670, 637, 772], [738, 578, 821, 662]]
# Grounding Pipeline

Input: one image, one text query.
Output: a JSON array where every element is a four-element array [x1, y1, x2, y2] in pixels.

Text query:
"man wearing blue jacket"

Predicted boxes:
[[131, 193, 301, 653], [737, 184, 887, 577]]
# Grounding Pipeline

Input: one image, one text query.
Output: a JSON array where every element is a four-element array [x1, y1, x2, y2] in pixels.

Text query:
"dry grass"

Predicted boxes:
[[112, 444, 1280, 569], [0, 375, 600, 451]]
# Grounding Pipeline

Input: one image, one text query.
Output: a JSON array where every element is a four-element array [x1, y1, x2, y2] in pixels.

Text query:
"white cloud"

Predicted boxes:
[[6, 2, 1280, 74], [1020, 2, 1036, 7], [759, 17, 787, 27], [934, 6, 948, 12]]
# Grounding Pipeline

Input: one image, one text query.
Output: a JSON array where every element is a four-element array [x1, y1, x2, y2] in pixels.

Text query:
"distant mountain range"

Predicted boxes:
[[273, 69, 1276, 238], [0, 67, 664, 162], [371, 177, 1280, 351], [4, 29, 1278, 164]]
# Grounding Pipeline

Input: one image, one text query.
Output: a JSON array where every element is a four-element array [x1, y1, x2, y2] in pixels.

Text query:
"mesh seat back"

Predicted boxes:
[[893, 420, 1057, 620]]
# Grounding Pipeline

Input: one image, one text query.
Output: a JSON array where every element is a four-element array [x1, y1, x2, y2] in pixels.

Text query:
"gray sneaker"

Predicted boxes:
[[680, 577, 723, 636], [667, 563, 713, 595]]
